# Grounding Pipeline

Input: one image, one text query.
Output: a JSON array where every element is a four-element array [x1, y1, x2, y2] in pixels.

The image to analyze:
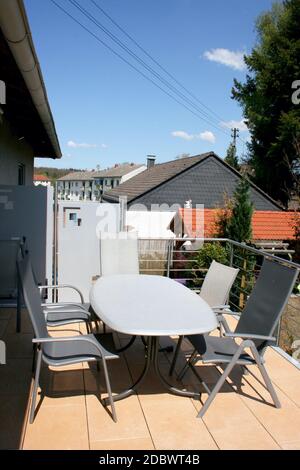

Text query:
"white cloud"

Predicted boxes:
[[171, 131, 194, 141], [171, 130, 216, 143], [67, 140, 98, 149], [203, 48, 246, 71], [221, 119, 248, 132], [198, 131, 216, 143], [100, 143, 108, 149]]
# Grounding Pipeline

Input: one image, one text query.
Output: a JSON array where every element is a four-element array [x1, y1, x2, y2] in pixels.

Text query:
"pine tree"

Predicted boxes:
[[232, 0, 300, 207], [227, 178, 254, 242], [224, 143, 240, 170]]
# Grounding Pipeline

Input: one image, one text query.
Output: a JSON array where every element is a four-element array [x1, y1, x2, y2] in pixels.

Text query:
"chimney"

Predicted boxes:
[[147, 155, 156, 169]]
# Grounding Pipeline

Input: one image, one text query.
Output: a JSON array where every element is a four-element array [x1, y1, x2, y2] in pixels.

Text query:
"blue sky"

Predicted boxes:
[[27, 0, 275, 170]]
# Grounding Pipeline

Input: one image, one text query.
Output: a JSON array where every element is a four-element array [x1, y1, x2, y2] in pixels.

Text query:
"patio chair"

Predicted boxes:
[[169, 260, 239, 375], [177, 258, 299, 418], [23, 251, 94, 333], [99, 231, 139, 277], [17, 255, 119, 423]]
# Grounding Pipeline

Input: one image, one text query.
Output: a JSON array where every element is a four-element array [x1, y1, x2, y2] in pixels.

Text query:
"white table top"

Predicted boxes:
[[90, 274, 218, 336]]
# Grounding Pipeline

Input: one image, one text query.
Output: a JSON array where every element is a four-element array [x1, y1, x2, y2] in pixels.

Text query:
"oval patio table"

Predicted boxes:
[[90, 274, 218, 404]]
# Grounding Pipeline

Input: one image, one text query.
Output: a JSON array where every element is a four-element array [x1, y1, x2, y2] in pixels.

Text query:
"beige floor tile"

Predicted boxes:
[[0, 358, 32, 395], [0, 308, 13, 321], [5, 333, 33, 359], [86, 393, 150, 443], [264, 348, 300, 407], [199, 384, 280, 449], [37, 367, 85, 407], [0, 320, 9, 338], [5, 309, 33, 335], [23, 404, 89, 450], [138, 394, 217, 450], [280, 440, 300, 450], [90, 437, 154, 450], [227, 365, 300, 448], [0, 394, 29, 449]]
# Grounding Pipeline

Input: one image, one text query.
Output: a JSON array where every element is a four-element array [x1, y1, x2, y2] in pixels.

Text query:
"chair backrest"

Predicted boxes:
[[99, 231, 139, 276], [200, 260, 239, 307], [235, 258, 299, 351], [17, 255, 48, 339]]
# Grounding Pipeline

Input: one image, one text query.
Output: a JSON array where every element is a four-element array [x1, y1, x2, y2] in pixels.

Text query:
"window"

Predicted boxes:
[[18, 164, 25, 185]]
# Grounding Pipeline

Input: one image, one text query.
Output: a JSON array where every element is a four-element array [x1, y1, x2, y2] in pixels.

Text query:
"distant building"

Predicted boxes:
[[57, 163, 146, 201], [33, 174, 52, 187]]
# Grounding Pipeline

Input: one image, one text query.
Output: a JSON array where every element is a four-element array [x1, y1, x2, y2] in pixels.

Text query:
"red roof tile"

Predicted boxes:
[[34, 174, 49, 181], [178, 208, 298, 241]]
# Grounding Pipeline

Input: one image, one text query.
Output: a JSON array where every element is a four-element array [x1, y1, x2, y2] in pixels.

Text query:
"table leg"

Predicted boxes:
[[152, 337, 201, 400], [103, 337, 153, 405], [103, 336, 201, 406]]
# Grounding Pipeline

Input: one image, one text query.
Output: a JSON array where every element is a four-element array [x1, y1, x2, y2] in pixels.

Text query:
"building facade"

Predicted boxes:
[[57, 163, 146, 202]]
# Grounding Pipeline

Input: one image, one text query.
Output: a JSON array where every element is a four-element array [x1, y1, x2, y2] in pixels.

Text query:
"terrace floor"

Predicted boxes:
[[1, 308, 300, 450]]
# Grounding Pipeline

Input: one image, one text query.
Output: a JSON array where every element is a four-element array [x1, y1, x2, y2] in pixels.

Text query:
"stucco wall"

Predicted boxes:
[[0, 116, 34, 185]]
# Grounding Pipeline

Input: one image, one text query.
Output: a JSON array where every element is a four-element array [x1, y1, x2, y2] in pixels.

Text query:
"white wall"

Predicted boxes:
[[0, 116, 34, 185], [0, 185, 53, 285], [57, 202, 120, 302]]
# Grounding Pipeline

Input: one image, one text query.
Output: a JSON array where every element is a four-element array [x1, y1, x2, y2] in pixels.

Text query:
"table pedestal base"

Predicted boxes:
[[103, 337, 201, 405]]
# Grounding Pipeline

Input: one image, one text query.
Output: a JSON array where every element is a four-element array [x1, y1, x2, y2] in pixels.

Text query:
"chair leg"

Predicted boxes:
[[29, 347, 42, 424], [249, 345, 281, 409], [101, 358, 117, 422], [177, 349, 198, 381], [197, 341, 251, 419], [169, 336, 183, 376]]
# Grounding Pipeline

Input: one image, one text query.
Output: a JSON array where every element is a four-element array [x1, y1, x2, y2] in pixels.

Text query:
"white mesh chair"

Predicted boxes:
[[99, 231, 139, 277], [200, 260, 239, 309], [169, 260, 239, 376], [99, 232, 139, 347]]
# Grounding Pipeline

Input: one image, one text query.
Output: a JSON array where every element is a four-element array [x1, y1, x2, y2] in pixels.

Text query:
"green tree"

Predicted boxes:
[[232, 0, 300, 207], [227, 178, 254, 242], [224, 143, 240, 170]]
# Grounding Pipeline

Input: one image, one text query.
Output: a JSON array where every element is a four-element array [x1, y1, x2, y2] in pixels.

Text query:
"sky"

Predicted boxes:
[[26, 0, 276, 170]]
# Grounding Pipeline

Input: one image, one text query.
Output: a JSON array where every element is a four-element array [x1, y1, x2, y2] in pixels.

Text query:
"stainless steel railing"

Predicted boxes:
[[137, 237, 300, 362]]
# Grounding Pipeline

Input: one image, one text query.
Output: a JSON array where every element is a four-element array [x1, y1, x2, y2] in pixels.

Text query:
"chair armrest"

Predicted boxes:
[[32, 335, 105, 356], [217, 316, 232, 334], [212, 305, 230, 311], [42, 302, 88, 312], [224, 332, 276, 342], [38, 285, 84, 304]]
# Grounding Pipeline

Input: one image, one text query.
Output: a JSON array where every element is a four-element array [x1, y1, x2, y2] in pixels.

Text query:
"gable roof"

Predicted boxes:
[[58, 171, 95, 181], [34, 174, 50, 182], [102, 152, 283, 210], [177, 208, 297, 241], [93, 163, 145, 178], [103, 153, 212, 202]]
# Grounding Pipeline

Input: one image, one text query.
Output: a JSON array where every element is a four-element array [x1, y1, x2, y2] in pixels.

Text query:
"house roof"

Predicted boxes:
[[93, 163, 145, 178], [177, 208, 297, 241], [58, 163, 145, 181], [103, 153, 212, 202], [0, 0, 61, 158], [58, 171, 95, 181], [102, 152, 283, 211], [34, 174, 49, 182]]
